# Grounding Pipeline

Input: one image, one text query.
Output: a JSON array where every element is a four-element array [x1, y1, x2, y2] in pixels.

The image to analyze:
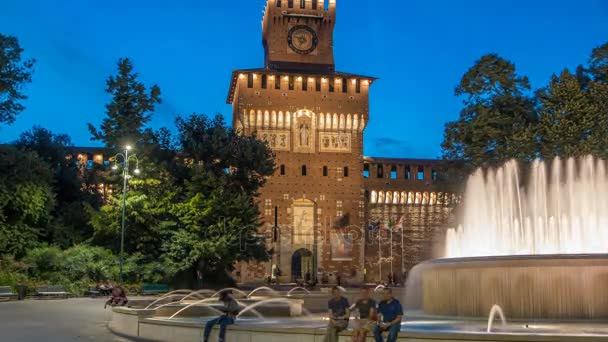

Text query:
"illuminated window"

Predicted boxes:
[[283, 194, 290, 200], [247, 74, 253, 88], [300, 0, 305, 8], [417, 166, 424, 180], [390, 165, 397, 179], [320, 194, 326, 201]]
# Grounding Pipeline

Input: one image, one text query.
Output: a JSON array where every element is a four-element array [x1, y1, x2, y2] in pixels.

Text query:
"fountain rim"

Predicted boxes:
[[424, 253, 608, 266]]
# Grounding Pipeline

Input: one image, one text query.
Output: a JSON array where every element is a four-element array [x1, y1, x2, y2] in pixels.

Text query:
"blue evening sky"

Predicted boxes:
[[1, 0, 607, 158]]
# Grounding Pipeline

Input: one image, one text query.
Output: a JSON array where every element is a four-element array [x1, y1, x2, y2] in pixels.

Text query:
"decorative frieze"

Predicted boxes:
[[320, 132, 351, 153], [258, 130, 290, 151]]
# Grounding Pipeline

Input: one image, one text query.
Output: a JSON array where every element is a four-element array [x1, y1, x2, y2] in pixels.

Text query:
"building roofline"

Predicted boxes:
[[363, 156, 442, 164], [227, 67, 378, 104]]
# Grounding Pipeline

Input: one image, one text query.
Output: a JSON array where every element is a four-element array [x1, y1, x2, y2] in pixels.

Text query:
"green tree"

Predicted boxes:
[[442, 54, 537, 172], [87, 58, 161, 150], [16, 126, 100, 247], [589, 42, 608, 83], [0, 34, 35, 125], [537, 69, 608, 159], [0, 146, 54, 257], [163, 114, 275, 286]]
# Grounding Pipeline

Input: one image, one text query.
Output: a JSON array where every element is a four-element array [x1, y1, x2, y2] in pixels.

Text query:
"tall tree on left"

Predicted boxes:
[[87, 58, 161, 150], [0, 34, 35, 125]]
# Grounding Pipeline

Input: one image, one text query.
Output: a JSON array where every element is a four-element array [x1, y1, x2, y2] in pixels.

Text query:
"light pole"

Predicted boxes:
[[113, 145, 140, 283]]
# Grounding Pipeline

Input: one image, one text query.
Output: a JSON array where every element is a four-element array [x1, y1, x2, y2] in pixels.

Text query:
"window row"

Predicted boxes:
[[279, 164, 349, 177], [369, 191, 459, 206], [277, 0, 328, 10], [363, 164, 438, 181], [244, 73, 365, 94]]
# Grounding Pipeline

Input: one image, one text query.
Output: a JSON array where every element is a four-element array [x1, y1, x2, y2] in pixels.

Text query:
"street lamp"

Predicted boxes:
[[113, 146, 140, 283]]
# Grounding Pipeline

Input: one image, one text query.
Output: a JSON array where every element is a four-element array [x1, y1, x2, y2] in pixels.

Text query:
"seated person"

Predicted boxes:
[[104, 285, 128, 308], [203, 291, 240, 342], [351, 287, 377, 342], [373, 288, 403, 342], [324, 286, 350, 342]]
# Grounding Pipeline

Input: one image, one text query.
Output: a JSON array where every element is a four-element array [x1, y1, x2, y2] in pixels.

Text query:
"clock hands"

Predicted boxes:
[[295, 33, 308, 47]]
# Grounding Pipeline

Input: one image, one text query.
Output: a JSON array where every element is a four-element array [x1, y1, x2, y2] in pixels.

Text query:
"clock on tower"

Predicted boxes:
[[262, 0, 336, 72]]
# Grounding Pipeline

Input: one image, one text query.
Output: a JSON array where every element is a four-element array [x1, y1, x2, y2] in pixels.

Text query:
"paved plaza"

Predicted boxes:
[[0, 298, 128, 341]]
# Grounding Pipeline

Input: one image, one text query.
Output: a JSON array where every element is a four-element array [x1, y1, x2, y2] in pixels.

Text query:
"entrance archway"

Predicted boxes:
[[292, 248, 314, 282]]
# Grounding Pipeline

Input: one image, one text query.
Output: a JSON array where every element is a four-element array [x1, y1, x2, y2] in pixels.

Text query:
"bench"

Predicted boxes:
[[35, 285, 69, 299], [141, 284, 169, 295], [0, 286, 17, 300], [84, 286, 101, 297]]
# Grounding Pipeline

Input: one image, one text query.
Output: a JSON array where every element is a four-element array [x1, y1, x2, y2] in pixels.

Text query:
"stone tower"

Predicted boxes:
[[227, 0, 375, 284]]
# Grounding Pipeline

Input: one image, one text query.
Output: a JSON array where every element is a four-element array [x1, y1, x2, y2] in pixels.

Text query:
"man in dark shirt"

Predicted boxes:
[[352, 287, 377, 342], [324, 286, 350, 342], [373, 288, 403, 342]]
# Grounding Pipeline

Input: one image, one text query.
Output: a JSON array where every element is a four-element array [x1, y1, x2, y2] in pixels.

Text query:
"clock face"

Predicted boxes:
[[287, 25, 318, 55]]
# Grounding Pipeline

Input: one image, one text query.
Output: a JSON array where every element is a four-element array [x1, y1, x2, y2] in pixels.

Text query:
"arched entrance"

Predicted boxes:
[[292, 248, 314, 282]]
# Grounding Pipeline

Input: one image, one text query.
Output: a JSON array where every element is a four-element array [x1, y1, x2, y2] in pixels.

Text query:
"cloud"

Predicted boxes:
[[373, 137, 413, 157]]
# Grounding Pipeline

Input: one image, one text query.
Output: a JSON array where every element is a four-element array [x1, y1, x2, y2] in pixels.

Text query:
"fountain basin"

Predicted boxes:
[[406, 254, 608, 320], [154, 298, 304, 318]]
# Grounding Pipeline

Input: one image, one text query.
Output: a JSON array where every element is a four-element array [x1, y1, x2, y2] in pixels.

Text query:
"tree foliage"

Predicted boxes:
[[442, 54, 537, 171], [0, 146, 54, 257], [16, 126, 100, 247], [0, 34, 35, 125], [442, 42, 608, 180], [87, 58, 161, 150]]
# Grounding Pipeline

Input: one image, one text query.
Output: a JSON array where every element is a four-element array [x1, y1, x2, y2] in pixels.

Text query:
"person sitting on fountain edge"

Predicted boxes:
[[373, 288, 403, 342], [351, 287, 377, 342], [324, 286, 350, 342], [203, 290, 239, 342]]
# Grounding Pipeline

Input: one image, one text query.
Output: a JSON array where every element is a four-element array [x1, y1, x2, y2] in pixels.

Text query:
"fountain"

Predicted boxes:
[[406, 157, 608, 320], [286, 287, 311, 296], [487, 304, 507, 333], [247, 286, 280, 298]]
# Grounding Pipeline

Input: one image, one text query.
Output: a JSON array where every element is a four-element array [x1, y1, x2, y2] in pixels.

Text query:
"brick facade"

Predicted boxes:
[[229, 0, 458, 285]]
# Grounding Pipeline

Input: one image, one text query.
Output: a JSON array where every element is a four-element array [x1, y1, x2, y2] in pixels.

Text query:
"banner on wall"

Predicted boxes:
[[331, 233, 353, 261]]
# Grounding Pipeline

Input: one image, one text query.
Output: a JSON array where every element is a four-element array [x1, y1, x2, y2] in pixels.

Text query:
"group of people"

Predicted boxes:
[[325, 286, 403, 342], [201, 287, 403, 342]]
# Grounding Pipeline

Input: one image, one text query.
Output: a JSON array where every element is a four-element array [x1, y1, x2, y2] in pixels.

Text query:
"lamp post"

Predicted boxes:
[[113, 145, 140, 283]]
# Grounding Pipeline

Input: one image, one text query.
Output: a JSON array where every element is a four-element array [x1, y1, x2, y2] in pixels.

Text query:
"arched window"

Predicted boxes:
[[323, 166, 328, 177], [343, 166, 349, 177], [302, 165, 307, 176], [280, 164, 285, 175]]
